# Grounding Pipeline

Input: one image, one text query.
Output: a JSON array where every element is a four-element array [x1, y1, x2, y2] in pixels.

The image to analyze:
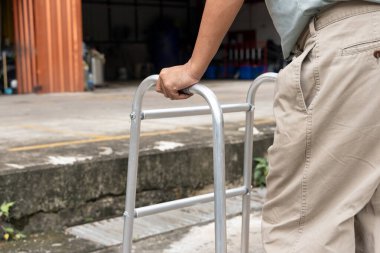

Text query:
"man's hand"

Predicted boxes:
[[156, 62, 200, 100], [156, 0, 244, 100]]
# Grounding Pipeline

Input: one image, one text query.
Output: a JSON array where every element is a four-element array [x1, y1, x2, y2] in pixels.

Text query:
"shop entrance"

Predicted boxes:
[[82, 0, 201, 82]]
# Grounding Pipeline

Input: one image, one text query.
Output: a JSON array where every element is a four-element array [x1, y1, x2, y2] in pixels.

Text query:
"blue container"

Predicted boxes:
[[204, 65, 217, 79], [217, 66, 227, 78], [217, 65, 236, 78], [227, 65, 236, 78], [239, 65, 254, 80], [239, 65, 266, 80], [4, 88, 13, 95], [252, 65, 265, 79]]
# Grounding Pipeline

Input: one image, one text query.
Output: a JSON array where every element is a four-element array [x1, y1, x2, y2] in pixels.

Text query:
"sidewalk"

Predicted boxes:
[[1, 79, 275, 171]]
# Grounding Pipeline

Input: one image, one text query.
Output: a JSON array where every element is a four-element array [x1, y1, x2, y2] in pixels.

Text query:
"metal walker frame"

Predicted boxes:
[[122, 73, 278, 253]]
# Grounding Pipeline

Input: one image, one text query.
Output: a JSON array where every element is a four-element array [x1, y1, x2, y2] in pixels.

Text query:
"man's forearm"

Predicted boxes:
[[188, 0, 245, 79]]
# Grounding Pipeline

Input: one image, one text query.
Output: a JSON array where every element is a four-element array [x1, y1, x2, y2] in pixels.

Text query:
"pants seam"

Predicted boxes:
[[290, 111, 313, 253]]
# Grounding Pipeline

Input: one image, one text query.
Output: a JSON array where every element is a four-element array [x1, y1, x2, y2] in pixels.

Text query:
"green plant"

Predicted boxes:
[[254, 157, 269, 188], [0, 202, 14, 218], [0, 202, 26, 242]]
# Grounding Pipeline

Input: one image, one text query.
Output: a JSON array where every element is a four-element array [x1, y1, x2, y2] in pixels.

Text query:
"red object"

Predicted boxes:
[[222, 30, 268, 77]]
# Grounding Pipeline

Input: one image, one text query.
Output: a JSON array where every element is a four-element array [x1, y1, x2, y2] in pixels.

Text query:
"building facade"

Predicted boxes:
[[2, 0, 279, 94]]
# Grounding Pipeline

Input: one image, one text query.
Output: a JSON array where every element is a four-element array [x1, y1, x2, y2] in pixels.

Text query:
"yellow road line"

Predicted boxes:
[[9, 119, 274, 153], [20, 125, 108, 139], [8, 129, 186, 152]]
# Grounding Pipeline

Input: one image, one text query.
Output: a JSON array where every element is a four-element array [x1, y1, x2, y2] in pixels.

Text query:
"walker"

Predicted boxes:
[[122, 73, 278, 253]]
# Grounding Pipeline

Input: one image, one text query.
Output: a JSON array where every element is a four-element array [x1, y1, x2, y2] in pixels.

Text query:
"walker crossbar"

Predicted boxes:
[[141, 103, 252, 119], [122, 73, 278, 253], [133, 186, 249, 218]]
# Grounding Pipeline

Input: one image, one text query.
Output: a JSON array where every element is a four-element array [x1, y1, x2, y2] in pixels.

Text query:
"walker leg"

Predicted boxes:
[[189, 85, 227, 253], [241, 73, 278, 253], [121, 76, 155, 253], [241, 105, 254, 253], [122, 111, 142, 253]]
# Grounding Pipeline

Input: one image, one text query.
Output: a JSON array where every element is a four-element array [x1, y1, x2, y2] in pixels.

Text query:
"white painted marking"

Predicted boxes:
[[163, 214, 263, 253], [47, 156, 93, 165], [153, 141, 184, 151], [238, 127, 262, 135], [5, 163, 25, 169], [99, 147, 113, 156]]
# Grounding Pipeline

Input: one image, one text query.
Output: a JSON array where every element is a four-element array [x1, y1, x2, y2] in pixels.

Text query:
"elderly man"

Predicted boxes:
[[156, 1, 380, 252]]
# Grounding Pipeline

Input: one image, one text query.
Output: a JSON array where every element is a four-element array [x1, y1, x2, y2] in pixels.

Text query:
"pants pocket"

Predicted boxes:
[[300, 44, 319, 110], [293, 41, 317, 113], [342, 38, 380, 56]]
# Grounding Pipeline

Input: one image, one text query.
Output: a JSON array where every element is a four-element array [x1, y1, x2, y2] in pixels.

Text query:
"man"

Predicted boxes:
[[156, 0, 380, 252]]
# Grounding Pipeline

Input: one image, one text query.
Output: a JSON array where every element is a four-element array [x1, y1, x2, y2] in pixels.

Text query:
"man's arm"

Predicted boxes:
[[156, 0, 245, 100]]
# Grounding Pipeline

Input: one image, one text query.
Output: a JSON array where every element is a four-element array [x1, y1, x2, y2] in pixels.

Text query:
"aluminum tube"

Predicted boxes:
[[240, 73, 278, 253], [135, 187, 248, 218], [247, 72, 278, 106], [122, 75, 158, 253], [241, 108, 254, 253], [189, 84, 227, 253], [141, 103, 251, 120]]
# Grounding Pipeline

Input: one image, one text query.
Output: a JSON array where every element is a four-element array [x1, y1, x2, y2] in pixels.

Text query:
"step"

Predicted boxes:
[[0, 122, 274, 233]]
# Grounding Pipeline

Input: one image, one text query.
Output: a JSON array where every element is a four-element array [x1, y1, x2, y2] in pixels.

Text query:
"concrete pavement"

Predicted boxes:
[[1, 79, 275, 172]]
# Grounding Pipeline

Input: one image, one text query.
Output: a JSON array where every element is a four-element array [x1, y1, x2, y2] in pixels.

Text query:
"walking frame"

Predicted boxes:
[[122, 73, 278, 253]]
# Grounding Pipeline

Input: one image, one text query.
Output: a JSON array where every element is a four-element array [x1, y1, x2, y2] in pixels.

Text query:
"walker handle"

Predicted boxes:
[[180, 87, 193, 96]]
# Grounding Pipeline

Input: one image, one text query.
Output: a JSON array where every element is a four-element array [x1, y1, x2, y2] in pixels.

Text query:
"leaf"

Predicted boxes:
[[0, 202, 15, 218], [14, 233, 26, 240], [255, 164, 266, 169], [4, 227, 14, 233], [254, 157, 266, 163], [253, 156, 269, 187]]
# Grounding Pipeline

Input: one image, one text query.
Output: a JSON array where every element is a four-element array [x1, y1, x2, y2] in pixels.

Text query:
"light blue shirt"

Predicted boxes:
[[265, 0, 380, 59]]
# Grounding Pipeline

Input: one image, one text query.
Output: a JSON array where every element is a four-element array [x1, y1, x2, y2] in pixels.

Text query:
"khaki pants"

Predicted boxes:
[[262, 2, 380, 253]]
